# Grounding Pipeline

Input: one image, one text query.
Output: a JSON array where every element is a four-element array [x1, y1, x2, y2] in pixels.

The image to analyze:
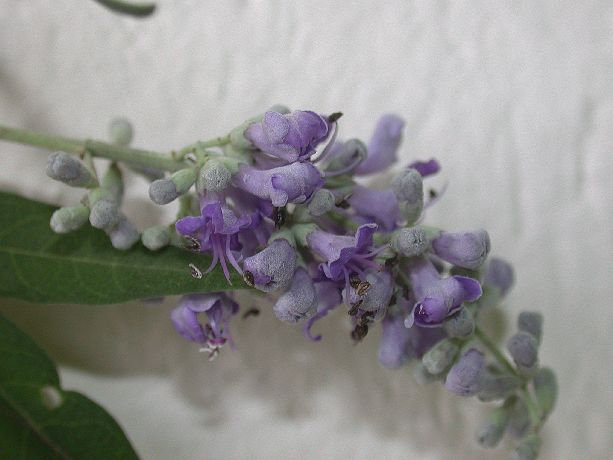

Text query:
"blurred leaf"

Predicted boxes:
[[0, 192, 243, 305], [0, 313, 139, 459], [93, 0, 156, 17]]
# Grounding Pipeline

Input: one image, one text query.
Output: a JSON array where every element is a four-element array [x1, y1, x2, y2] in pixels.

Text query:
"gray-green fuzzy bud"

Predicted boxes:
[[109, 118, 133, 146], [324, 139, 367, 171], [307, 189, 336, 216], [506, 332, 539, 376], [443, 308, 475, 338], [518, 311, 543, 345], [510, 434, 541, 460], [196, 159, 231, 193], [477, 405, 509, 448], [50, 205, 89, 234], [106, 215, 139, 250], [533, 367, 557, 417], [149, 168, 197, 205], [422, 338, 460, 375], [478, 374, 521, 402], [88, 188, 119, 230], [46, 152, 98, 188], [392, 168, 423, 204], [411, 362, 439, 385], [390, 226, 428, 257], [141, 225, 171, 251]]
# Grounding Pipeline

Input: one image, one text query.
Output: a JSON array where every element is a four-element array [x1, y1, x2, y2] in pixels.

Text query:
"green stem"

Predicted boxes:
[[0, 124, 186, 172], [176, 136, 231, 159]]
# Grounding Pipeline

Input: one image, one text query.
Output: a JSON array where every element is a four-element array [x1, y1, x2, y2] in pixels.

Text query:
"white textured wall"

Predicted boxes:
[[1, 1, 612, 459]]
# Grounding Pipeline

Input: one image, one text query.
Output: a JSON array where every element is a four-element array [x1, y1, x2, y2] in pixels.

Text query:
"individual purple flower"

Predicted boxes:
[[303, 281, 343, 341], [233, 161, 324, 207], [242, 238, 297, 292], [306, 223, 381, 283], [431, 229, 491, 270], [346, 270, 394, 313], [378, 313, 412, 368], [408, 158, 441, 177], [244, 110, 330, 163], [356, 114, 405, 175], [273, 268, 318, 323], [444, 348, 486, 396], [483, 257, 515, 298], [171, 293, 239, 358], [347, 186, 400, 232], [407, 257, 482, 327], [175, 192, 255, 282]]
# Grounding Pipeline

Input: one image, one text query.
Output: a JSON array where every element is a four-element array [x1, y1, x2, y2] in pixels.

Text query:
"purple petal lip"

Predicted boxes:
[[245, 110, 329, 163], [408, 158, 441, 177]]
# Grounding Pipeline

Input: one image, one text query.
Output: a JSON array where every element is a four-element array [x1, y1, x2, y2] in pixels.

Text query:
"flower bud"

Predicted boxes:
[[533, 367, 557, 417], [106, 215, 139, 250], [444, 348, 486, 396], [307, 188, 336, 216], [88, 188, 119, 230], [46, 152, 98, 188], [432, 229, 491, 270], [242, 238, 297, 292], [422, 338, 460, 375], [478, 374, 521, 402], [324, 139, 367, 172], [141, 225, 170, 251], [390, 226, 428, 257], [273, 268, 317, 323], [506, 332, 538, 375], [391, 168, 423, 204], [484, 257, 514, 298], [411, 362, 439, 385], [443, 308, 475, 338], [149, 168, 197, 205], [510, 434, 541, 460], [196, 159, 231, 193], [507, 397, 530, 438], [517, 311, 543, 345], [49, 205, 89, 233], [476, 405, 509, 448], [378, 314, 411, 369], [347, 270, 394, 313], [108, 118, 133, 146]]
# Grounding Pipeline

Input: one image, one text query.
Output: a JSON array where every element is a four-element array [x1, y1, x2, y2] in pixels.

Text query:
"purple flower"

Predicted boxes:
[[346, 270, 394, 312], [306, 223, 381, 282], [356, 114, 405, 175], [483, 257, 515, 298], [347, 186, 400, 232], [408, 158, 441, 177], [273, 268, 318, 323], [407, 257, 482, 327], [242, 238, 297, 292], [171, 293, 239, 356], [245, 110, 330, 163], [431, 229, 491, 270], [303, 281, 343, 341], [175, 192, 255, 282], [233, 161, 324, 207], [444, 348, 486, 396], [378, 313, 412, 368]]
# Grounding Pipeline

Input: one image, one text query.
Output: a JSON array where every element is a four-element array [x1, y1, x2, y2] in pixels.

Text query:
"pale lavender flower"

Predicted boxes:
[[245, 110, 329, 163], [347, 186, 400, 232], [242, 238, 297, 292], [483, 257, 515, 298], [303, 281, 343, 341], [378, 313, 412, 368], [273, 268, 318, 323], [444, 348, 486, 396], [431, 229, 491, 270], [356, 114, 405, 175]]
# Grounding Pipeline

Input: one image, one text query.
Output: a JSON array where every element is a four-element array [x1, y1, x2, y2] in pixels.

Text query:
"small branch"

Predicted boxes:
[[0, 124, 186, 172], [176, 136, 231, 159]]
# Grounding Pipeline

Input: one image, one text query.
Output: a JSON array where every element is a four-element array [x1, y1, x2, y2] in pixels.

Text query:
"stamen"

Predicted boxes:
[[188, 263, 203, 279]]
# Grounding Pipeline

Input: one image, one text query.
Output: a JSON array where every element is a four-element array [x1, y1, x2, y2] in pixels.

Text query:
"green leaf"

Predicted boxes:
[[92, 0, 156, 17], [0, 312, 139, 459], [0, 192, 243, 305]]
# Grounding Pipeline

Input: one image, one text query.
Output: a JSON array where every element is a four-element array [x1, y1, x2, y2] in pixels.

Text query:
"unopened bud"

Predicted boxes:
[[412, 362, 438, 385], [518, 311, 543, 345], [107, 216, 139, 250], [477, 405, 509, 448], [46, 152, 98, 188], [444, 308, 475, 338], [533, 367, 557, 417], [109, 118, 133, 146], [325, 139, 367, 171], [196, 160, 231, 193], [391, 226, 428, 257], [392, 168, 423, 204], [88, 188, 119, 230], [432, 229, 491, 270], [507, 397, 530, 438], [141, 225, 171, 251], [50, 205, 89, 233], [506, 332, 539, 375], [510, 434, 541, 460], [149, 168, 197, 205], [422, 338, 460, 375], [444, 348, 486, 396], [307, 188, 335, 216]]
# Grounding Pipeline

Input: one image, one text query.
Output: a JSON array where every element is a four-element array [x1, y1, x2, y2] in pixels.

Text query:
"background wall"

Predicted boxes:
[[1, 1, 611, 459]]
